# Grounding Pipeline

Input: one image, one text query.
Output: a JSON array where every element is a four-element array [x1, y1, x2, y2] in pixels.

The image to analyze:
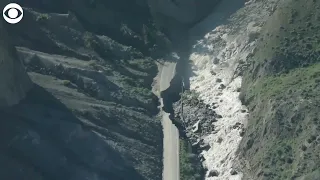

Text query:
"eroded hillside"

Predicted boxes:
[[239, 0, 320, 179], [1, 0, 319, 179], [0, 0, 167, 179], [0, 0, 222, 179], [170, 0, 319, 179]]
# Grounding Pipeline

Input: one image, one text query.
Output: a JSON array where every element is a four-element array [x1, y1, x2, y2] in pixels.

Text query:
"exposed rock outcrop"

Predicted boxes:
[[174, 0, 320, 180], [0, 1, 164, 180], [0, 0, 221, 179], [5, 0, 318, 180]]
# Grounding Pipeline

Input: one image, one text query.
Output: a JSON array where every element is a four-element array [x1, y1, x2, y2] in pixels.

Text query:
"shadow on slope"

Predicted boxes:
[[189, 0, 245, 42], [0, 84, 145, 180], [166, 0, 245, 96]]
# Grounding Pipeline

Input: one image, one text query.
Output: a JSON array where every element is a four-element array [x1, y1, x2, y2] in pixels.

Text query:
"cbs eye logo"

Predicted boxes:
[[3, 3, 23, 24]]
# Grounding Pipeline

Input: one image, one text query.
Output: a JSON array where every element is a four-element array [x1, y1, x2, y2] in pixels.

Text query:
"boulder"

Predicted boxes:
[[208, 169, 219, 177], [219, 84, 226, 89], [230, 169, 238, 175], [213, 57, 220, 64], [199, 141, 210, 151]]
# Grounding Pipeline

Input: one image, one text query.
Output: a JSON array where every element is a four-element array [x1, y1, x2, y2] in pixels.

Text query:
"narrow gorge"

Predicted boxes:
[[1, 0, 319, 180]]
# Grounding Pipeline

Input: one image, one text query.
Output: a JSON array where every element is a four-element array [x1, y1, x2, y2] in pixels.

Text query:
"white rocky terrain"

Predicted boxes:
[[187, 0, 280, 179]]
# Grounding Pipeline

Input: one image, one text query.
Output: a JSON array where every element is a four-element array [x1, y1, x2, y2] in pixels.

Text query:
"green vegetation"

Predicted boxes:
[[180, 90, 201, 107], [243, 63, 320, 105], [120, 76, 137, 87], [88, 60, 106, 71], [181, 90, 200, 100], [180, 139, 203, 180], [128, 58, 155, 71], [83, 32, 99, 49], [239, 0, 320, 179], [130, 87, 153, 98], [61, 80, 71, 86], [36, 13, 50, 23]]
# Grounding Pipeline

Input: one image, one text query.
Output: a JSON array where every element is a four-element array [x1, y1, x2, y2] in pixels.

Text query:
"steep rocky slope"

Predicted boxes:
[[0, 0, 221, 179], [177, 0, 278, 179], [2, 0, 319, 179], [171, 0, 319, 180], [0, 0, 166, 180], [239, 0, 320, 179]]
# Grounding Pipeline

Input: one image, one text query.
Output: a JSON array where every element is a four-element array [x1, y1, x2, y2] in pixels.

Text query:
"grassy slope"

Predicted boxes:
[[179, 139, 203, 180], [239, 0, 320, 179]]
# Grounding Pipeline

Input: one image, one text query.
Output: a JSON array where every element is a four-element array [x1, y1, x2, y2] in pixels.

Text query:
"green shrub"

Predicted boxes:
[[180, 139, 203, 180], [121, 76, 137, 86], [88, 60, 101, 70], [127, 86, 153, 99], [181, 90, 200, 101], [128, 58, 155, 70], [36, 13, 50, 23], [83, 32, 99, 49], [62, 80, 71, 86]]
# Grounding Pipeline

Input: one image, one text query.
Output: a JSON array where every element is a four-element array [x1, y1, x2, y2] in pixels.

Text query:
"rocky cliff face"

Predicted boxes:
[[0, 20, 32, 107], [3, 0, 317, 180], [0, 0, 165, 180], [171, 0, 319, 180], [0, 0, 219, 179]]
